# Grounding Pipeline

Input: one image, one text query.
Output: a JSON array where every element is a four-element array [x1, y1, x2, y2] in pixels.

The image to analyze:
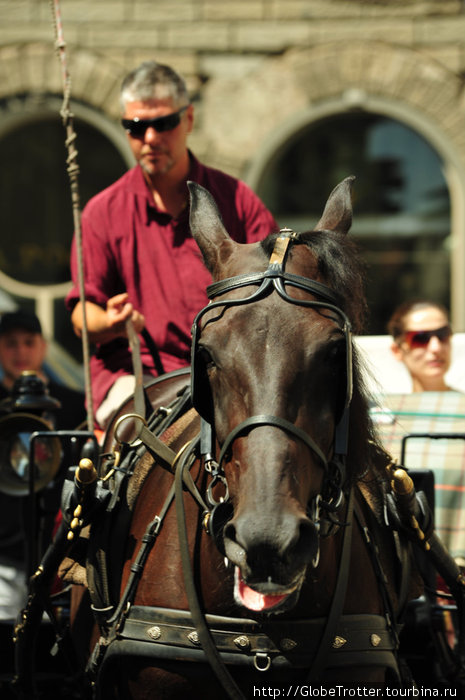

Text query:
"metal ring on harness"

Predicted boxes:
[[114, 412, 146, 447], [206, 472, 229, 506], [253, 652, 271, 672]]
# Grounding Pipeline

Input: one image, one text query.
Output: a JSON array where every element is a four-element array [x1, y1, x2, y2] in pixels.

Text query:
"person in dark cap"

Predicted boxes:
[[0, 310, 86, 429], [0, 310, 45, 391], [0, 309, 86, 669]]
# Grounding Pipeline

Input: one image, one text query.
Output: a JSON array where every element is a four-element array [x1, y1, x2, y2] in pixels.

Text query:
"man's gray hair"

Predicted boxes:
[[120, 61, 189, 112]]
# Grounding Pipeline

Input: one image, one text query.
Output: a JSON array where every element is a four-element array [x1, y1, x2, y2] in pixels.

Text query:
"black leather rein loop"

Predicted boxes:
[[217, 414, 328, 472]]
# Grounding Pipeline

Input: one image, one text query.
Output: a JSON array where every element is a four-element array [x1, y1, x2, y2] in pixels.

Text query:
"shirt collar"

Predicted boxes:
[[130, 151, 204, 225]]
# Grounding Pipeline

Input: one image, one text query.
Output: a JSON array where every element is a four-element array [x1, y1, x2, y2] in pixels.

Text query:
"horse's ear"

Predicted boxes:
[[188, 181, 232, 272], [315, 175, 355, 236]]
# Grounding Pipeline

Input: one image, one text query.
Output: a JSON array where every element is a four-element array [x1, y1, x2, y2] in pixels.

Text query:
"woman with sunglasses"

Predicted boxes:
[[387, 301, 464, 645], [388, 300, 453, 392]]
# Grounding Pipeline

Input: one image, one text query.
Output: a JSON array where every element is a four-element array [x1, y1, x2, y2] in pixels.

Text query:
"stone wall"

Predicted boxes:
[[0, 1, 464, 332], [0, 0, 463, 177]]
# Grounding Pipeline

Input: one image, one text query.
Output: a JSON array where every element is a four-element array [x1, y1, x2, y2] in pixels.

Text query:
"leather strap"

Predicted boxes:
[[142, 327, 165, 377], [305, 486, 355, 682], [118, 605, 398, 665], [206, 269, 341, 307], [126, 318, 145, 419], [218, 414, 328, 471], [175, 437, 245, 700], [107, 480, 177, 629]]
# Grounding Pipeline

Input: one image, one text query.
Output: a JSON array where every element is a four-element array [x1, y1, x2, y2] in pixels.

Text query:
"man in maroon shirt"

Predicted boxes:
[[66, 61, 278, 428]]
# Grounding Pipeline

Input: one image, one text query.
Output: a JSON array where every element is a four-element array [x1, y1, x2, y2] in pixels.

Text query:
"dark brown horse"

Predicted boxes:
[[66, 179, 425, 698]]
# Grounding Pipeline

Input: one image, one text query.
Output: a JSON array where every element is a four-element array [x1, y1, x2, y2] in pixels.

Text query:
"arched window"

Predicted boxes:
[[257, 114, 451, 334], [0, 95, 129, 366]]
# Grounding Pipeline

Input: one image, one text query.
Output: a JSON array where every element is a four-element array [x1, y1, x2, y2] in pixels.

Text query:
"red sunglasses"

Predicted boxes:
[[403, 325, 452, 349]]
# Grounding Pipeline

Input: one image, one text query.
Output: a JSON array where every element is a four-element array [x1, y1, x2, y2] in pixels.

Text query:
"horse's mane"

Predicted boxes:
[[260, 230, 387, 485]]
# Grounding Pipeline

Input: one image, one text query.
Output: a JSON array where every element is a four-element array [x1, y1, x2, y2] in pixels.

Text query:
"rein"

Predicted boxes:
[[175, 444, 358, 697], [175, 436, 245, 700]]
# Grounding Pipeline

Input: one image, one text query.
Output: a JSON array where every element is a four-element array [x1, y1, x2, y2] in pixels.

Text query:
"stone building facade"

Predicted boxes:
[[0, 0, 463, 357]]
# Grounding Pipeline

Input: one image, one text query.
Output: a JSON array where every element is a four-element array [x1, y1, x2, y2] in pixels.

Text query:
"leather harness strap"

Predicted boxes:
[[126, 318, 145, 419], [115, 605, 400, 672], [107, 480, 177, 631], [175, 435, 245, 700], [218, 414, 328, 472], [305, 486, 355, 682], [353, 500, 401, 651]]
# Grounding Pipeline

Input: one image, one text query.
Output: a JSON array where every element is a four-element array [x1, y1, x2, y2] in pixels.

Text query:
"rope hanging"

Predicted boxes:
[[49, 0, 94, 431]]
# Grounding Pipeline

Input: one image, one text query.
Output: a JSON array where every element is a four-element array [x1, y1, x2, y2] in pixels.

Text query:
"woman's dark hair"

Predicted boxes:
[[387, 299, 450, 341]]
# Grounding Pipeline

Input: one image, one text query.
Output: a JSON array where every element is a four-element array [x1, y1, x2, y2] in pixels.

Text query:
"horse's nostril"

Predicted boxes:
[[294, 518, 319, 564], [223, 513, 319, 577], [223, 521, 236, 543]]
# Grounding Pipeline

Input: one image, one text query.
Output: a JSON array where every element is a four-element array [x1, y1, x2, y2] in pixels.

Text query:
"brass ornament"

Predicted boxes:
[[188, 631, 201, 646], [332, 636, 347, 649], [280, 638, 297, 652], [234, 635, 250, 650], [147, 625, 161, 641]]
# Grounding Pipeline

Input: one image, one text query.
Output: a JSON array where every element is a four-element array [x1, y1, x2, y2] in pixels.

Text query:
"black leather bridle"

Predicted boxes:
[[190, 229, 354, 524]]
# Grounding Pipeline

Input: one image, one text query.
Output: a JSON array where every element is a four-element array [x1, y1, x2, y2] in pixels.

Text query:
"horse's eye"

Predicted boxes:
[[198, 347, 216, 371], [328, 339, 346, 363]]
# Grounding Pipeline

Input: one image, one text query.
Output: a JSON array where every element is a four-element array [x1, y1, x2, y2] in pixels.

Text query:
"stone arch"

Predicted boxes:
[[0, 43, 133, 340], [0, 42, 134, 162], [203, 41, 464, 174], [202, 41, 465, 328], [0, 42, 126, 117]]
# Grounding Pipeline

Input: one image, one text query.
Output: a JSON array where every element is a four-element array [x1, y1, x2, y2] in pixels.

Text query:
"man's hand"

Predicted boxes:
[[71, 294, 145, 343], [106, 293, 145, 336]]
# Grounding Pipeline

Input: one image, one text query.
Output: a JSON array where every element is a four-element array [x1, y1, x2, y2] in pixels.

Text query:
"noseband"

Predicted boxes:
[[191, 229, 354, 531]]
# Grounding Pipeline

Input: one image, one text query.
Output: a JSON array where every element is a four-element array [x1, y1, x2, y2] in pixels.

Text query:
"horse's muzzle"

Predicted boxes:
[[222, 513, 320, 598]]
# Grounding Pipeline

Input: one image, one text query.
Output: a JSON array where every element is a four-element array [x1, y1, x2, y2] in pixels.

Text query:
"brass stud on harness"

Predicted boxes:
[[188, 631, 201, 646], [67, 458, 97, 541], [332, 636, 347, 649], [202, 511, 211, 535], [389, 464, 431, 550], [147, 626, 161, 641], [280, 638, 297, 652], [370, 634, 381, 647], [233, 635, 250, 651]]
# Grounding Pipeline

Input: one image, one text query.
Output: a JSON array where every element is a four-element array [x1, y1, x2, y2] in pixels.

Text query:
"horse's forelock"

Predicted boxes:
[[259, 230, 367, 334]]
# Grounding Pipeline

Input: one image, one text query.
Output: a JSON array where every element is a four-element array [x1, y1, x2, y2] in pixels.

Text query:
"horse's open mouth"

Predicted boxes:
[[234, 567, 301, 612]]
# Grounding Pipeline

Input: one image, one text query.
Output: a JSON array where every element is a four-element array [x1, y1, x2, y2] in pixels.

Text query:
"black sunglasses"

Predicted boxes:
[[121, 106, 188, 138], [404, 325, 452, 349]]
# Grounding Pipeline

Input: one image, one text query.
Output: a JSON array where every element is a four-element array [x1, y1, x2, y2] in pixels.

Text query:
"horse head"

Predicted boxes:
[[188, 178, 370, 615]]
